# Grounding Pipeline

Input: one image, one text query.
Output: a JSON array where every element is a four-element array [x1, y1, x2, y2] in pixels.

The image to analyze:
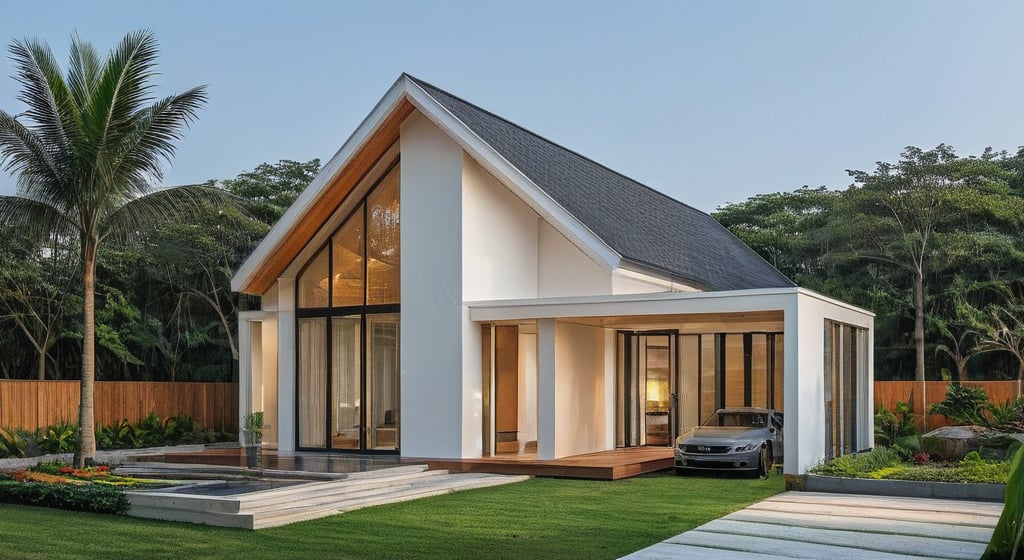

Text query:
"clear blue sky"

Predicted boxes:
[[1, 1, 1022, 212]]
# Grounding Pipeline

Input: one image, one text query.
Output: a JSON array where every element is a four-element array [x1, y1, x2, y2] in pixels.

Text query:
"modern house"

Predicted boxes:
[[231, 74, 874, 475]]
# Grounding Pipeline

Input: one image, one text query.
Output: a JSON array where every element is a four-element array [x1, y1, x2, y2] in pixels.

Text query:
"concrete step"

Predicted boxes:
[[128, 465, 441, 515], [126, 466, 529, 530], [252, 473, 530, 529], [239, 469, 450, 511]]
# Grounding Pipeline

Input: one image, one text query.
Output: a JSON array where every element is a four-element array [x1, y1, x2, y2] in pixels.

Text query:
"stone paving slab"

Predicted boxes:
[[620, 491, 1001, 560]]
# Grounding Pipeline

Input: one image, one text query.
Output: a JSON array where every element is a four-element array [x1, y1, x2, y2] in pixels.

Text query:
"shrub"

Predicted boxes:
[[96, 418, 133, 450], [0, 427, 26, 459], [912, 452, 931, 465], [983, 397, 1024, 433], [36, 421, 77, 454], [0, 480, 129, 514], [875, 401, 920, 458], [929, 384, 989, 425], [810, 447, 903, 478]]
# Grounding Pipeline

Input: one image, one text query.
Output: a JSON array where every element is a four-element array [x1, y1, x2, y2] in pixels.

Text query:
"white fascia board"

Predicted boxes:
[[795, 287, 875, 318], [230, 76, 410, 292], [403, 80, 621, 273], [467, 287, 801, 322]]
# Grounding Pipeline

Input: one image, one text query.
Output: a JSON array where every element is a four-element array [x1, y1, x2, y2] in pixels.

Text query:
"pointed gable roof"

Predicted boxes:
[[232, 74, 794, 295], [405, 76, 794, 291]]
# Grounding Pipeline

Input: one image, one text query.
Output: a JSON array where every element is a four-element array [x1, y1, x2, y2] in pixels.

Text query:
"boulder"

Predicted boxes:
[[920, 425, 993, 461]]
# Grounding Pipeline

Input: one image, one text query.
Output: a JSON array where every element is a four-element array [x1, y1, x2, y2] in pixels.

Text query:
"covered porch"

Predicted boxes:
[[469, 287, 875, 476]]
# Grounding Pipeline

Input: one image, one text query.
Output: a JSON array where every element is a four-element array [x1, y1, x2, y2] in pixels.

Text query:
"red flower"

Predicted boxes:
[[96, 465, 110, 472], [60, 466, 74, 474], [12, 470, 26, 482]]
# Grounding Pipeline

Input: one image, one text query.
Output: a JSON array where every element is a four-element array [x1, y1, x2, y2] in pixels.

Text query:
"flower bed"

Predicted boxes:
[[0, 461, 172, 514], [810, 447, 1010, 484]]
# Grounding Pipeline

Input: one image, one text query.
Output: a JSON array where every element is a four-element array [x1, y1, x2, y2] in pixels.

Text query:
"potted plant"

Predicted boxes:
[[242, 411, 264, 468]]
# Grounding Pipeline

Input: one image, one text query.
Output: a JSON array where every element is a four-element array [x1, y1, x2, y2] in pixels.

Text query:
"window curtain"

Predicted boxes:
[[299, 318, 327, 448]]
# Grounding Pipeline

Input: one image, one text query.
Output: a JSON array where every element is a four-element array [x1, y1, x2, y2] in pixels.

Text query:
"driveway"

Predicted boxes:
[[621, 491, 1002, 560]]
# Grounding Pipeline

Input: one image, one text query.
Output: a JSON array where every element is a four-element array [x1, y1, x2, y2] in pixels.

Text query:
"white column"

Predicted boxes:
[[604, 328, 617, 449], [237, 316, 253, 446], [277, 277, 296, 453], [536, 318, 556, 460], [782, 294, 802, 476]]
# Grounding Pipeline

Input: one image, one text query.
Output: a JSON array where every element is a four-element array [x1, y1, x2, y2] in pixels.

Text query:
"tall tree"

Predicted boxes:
[[0, 229, 78, 379], [0, 30, 226, 466], [713, 186, 837, 286], [838, 145, 1023, 413]]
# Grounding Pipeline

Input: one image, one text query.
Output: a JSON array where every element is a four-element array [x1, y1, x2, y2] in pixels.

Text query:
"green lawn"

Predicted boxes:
[[0, 472, 783, 559]]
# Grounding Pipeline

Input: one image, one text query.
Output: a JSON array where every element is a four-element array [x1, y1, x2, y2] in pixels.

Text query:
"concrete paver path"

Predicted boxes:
[[621, 491, 1003, 560]]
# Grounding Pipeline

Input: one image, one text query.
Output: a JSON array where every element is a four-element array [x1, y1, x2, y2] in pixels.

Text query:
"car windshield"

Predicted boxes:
[[703, 412, 767, 428]]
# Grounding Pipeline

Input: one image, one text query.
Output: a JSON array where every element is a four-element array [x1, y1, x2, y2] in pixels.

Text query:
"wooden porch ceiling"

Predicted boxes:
[[241, 99, 416, 296], [547, 310, 784, 334]]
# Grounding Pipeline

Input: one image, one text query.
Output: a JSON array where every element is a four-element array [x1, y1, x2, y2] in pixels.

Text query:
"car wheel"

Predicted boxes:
[[757, 447, 771, 479]]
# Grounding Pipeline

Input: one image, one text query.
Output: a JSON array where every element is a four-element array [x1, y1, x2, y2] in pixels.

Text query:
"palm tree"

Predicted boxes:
[[0, 30, 226, 466]]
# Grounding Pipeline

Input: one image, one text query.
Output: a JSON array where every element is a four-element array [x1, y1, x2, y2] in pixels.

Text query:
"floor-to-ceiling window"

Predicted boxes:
[[824, 320, 867, 460], [296, 164, 400, 452]]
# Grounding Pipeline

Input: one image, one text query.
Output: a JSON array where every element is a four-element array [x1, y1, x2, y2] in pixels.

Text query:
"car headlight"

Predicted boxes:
[[734, 442, 760, 452]]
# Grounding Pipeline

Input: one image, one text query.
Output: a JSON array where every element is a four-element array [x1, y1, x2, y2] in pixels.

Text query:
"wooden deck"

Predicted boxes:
[[622, 491, 1002, 559], [142, 446, 675, 480], [419, 447, 675, 480]]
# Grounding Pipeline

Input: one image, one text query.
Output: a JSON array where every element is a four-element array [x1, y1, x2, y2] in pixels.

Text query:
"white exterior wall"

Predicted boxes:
[[788, 291, 875, 474], [400, 113, 469, 458], [553, 322, 610, 457], [462, 157, 539, 301], [538, 222, 611, 297]]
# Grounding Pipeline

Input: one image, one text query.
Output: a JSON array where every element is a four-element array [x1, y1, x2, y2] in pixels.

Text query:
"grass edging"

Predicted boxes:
[[803, 473, 1005, 502]]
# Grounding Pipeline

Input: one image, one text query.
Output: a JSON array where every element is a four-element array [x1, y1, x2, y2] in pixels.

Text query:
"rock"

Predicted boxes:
[[920, 425, 993, 461]]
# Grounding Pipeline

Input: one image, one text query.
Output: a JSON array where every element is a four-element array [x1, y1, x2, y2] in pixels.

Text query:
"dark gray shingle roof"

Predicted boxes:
[[408, 75, 794, 291]]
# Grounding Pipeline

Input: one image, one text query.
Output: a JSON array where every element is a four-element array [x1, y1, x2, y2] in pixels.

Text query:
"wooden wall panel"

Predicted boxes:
[[0, 381, 238, 432], [494, 326, 519, 435], [874, 380, 1018, 433]]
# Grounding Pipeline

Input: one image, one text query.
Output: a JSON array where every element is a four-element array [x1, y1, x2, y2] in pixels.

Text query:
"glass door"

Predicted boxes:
[[617, 331, 677, 447], [331, 316, 361, 450]]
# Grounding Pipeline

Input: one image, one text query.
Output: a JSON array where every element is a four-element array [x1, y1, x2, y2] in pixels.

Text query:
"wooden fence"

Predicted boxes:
[[874, 380, 1019, 433], [0, 381, 238, 432]]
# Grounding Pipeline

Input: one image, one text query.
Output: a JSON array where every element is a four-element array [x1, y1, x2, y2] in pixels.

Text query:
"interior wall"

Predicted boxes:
[[553, 321, 609, 457], [678, 335, 700, 431], [400, 112, 468, 458], [462, 156, 539, 301]]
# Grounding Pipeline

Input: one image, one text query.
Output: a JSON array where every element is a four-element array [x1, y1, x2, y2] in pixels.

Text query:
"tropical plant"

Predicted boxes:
[[242, 411, 264, 446], [36, 420, 77, 454], [0, 30, 228, 466], [929, 383, 989, 425], [983, 398, 1024, 433], [0, 427, 26, 458], [95, 418, 132, 450], [874, 401, 920, 458], [982, 447, 1024, 559]]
